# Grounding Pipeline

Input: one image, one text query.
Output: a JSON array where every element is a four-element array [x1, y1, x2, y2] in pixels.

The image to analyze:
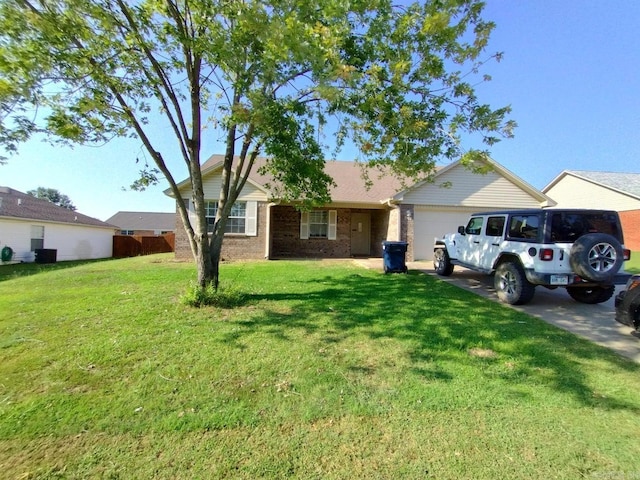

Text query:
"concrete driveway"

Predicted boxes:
[[411, 262, 640, 363], [355, 258, 640, 363]]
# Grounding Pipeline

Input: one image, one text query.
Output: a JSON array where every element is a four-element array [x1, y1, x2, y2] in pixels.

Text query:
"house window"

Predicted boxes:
[[205, 201, 247, 234], [30, 225, 44, 251], [120, 230, 134, 235], [309, 211, 328, 238], [300, 210, 337, 240]]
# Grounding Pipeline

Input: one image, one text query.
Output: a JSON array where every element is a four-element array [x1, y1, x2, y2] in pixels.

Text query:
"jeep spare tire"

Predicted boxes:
[[569, 233, 623, 282]]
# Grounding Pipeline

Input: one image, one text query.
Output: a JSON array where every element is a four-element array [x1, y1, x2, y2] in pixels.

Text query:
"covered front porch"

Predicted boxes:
[[268, 205, 397, 259]]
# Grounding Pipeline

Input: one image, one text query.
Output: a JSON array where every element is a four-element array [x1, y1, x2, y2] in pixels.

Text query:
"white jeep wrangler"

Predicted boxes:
[[433, 209, 631, 305]]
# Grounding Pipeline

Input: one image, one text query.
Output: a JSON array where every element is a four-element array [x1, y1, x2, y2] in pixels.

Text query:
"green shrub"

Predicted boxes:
[[180, 282, 246, 308]]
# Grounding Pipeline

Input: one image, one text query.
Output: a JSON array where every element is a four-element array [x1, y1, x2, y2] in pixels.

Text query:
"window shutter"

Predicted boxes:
[[300, 211, 309, 239], [246, 201, 257, 236], [328, 210, 337, 240]]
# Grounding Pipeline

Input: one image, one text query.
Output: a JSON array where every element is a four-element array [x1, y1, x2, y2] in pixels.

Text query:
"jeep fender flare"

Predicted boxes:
[[492, 253, 523, 273], [434, 238, 454, 256]]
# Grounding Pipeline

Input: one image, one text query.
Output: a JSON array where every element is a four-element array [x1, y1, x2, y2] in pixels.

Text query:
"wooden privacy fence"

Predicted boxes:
[[113, 233, 175, 258]]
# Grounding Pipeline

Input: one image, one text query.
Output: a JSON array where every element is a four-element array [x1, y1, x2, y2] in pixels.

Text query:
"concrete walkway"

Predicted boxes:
[[354, 258, 640, 363]]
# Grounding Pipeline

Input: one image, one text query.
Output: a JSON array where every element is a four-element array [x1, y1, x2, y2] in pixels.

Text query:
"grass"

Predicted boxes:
[[1, 254, 640, 479], [626, 251, 640, 273]]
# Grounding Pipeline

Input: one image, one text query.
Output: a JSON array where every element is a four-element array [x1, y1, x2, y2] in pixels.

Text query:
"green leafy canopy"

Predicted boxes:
[[0, 0, 515, 286], [0, 0, 513, 180]]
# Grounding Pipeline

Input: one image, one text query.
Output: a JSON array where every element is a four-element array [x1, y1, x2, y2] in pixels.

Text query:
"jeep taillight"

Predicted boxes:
[[623, 249, 631, 261], [539, 248, 554, 261]]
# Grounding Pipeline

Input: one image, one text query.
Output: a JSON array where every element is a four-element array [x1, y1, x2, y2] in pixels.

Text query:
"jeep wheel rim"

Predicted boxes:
[[499, 271, 517, 295], [588, 242, 617, 272]]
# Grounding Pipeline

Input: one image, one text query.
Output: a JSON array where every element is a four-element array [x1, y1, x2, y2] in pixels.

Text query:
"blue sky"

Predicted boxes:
[[1, 0, 638, 221]]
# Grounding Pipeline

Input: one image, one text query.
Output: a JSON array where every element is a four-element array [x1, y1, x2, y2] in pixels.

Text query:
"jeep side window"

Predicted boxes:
[[587, 213, 620, 238], [508, 215, 539, 240], [551, 212, 621, 242], [485, 216, 505, 236], [550, 213, 575, 242], [465, 217, 483, 235]]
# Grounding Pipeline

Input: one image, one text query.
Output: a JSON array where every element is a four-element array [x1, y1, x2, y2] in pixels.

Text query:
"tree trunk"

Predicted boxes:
[[194, 231, 214, 289], [210, 230, 224, 291], [205, 212, 228, 291]]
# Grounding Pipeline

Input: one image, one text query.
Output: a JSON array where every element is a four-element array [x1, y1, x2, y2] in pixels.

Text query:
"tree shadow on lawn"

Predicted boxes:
[[0, 257, 114, 282], [230, 270, 640, 412]]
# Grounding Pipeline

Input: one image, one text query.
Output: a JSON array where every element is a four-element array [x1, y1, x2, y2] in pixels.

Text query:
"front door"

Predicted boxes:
[[351, 213, 371, 256]]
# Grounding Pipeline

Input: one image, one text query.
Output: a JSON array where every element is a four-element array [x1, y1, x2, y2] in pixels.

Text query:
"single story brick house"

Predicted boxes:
[[543, 170, 640, 251], [0, 186, 116, 263], [168, 155, 554, 262]]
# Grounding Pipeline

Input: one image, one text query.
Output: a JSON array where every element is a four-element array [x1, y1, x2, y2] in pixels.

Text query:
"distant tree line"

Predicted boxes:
[[27, 187, 76, 211]]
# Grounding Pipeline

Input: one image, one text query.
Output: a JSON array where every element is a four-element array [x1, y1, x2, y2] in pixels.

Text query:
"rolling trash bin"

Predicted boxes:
[[382, 241, 408, 274]]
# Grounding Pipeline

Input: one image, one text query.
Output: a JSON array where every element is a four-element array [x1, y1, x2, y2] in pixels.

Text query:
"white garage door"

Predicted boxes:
[[413, 208, 478, 261]]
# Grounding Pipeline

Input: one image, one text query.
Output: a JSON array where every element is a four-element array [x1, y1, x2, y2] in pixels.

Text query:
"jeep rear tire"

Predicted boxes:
[[433, 248, 454, 276], [566, 285, 616, 304], [494, 261, 536, 305], [570, 233, 623, 282]]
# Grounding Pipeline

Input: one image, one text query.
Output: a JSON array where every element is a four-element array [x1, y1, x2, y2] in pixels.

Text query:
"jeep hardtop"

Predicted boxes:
[[433, 208, 631, 305]]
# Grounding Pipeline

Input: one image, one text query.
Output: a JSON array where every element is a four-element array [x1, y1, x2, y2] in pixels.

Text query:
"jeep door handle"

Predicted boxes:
[[473, 241, 480, 244], [492, 243, 500, 246]]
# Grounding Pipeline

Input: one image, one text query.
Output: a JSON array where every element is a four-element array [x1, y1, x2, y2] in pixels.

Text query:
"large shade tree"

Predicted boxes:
[[0, 0, 515, 289]]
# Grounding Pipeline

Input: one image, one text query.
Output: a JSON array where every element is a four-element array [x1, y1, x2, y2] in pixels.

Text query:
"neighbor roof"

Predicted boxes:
[[106, 211, 176, 231], [543, 170, 640, 201], [571, 171, 640, 196], [0, 187, 116, 229]]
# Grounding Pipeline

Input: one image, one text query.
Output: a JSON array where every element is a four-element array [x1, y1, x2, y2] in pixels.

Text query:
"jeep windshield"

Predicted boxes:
[[549, 212, 622, 243]]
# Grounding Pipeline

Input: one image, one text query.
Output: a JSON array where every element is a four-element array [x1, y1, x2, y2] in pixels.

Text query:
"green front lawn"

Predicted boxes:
[[626, 251, 640, 273], [1, 255, 639, 479]]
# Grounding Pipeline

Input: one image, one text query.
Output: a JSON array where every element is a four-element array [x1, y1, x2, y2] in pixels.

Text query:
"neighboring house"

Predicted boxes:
[[106, 211, 176, 236], [166, 155, 554, 262], [543, 170, 640, 251], [0, 187, 116, 262]]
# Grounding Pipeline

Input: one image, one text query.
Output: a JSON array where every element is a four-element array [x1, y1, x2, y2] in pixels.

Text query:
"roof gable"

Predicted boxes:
[[543, 170, 640, 201], [0, 187, 115, 229], [168, 154, 551, 207], [393, 158, 554, 207]]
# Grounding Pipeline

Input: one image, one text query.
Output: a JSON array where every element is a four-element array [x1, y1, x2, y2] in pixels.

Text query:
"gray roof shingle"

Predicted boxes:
[[568, 170, 640, 199], [198, 155, 404, 204], [0, 187, 116, 229], [106, 211, 176, 231]]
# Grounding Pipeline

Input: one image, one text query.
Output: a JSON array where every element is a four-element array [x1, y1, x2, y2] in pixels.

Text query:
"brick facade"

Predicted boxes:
[[398, 204, 415, 261], [174, 201, 268, 261], [619, 210, 640, 251], [173, 202, 397, 260], [270, 206, 349, 257]]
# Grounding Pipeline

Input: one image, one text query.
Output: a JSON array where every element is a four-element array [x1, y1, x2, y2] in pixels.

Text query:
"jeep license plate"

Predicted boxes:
[[550, 275, 569, 285]]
